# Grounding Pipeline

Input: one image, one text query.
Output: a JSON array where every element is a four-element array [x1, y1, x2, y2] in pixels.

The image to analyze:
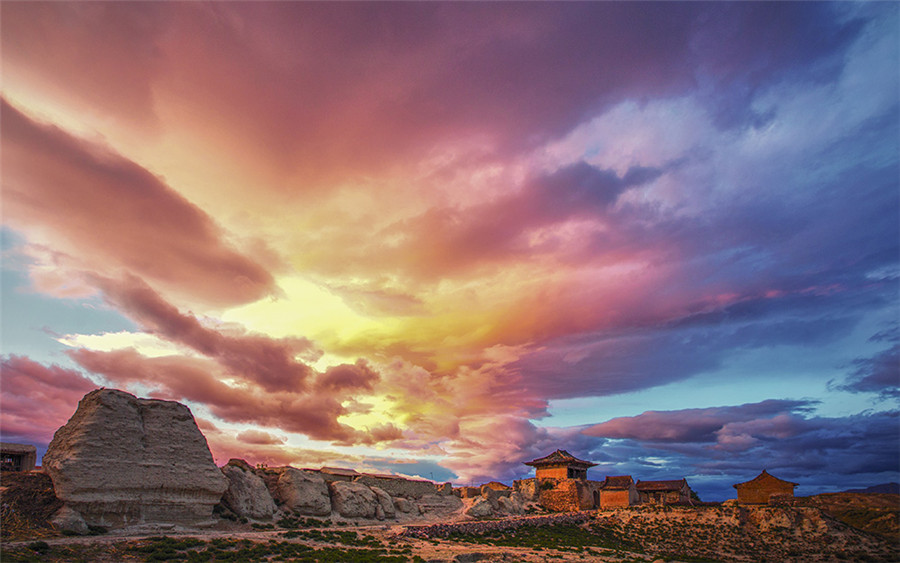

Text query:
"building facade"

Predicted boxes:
[[636, 479, 694, 505], [733, 470, 798, 504], [597, 475, 639, 508], [0, 442, 37, 472]]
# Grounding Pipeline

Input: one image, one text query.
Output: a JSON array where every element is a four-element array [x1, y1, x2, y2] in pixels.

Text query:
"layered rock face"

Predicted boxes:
[[43, 389, 227, 528]]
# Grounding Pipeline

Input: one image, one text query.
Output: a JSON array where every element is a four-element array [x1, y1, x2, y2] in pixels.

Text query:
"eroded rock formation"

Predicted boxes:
[[221, 460, 276, 520], [43, 389, 227, 529], [330, 481, 379, 518], [271, 467, 332, 516]]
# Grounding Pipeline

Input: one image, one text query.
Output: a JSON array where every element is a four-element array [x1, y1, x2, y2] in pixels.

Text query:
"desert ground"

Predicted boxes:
[[2, 471, 898, 563]]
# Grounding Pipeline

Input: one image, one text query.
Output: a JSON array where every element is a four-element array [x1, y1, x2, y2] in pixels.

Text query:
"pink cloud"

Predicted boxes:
[[236, 429, 285, 446], [0, 355, 98, 445], [68, 348, 341, 441], [0, 98, 276, 308], [89, 274, 317, 393], [2, 4, 698, 187], [315, 360, 379, 392], [583, 400, 816, 447]]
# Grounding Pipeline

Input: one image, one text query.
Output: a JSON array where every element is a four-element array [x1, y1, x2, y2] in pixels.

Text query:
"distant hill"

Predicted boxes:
[[843, 483, 900, 495]]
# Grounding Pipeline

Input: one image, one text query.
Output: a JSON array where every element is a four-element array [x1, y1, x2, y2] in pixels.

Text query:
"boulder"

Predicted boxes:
[[51, 505, 89, 535], [221, 463, 276, 519], [466, 497, 494, 518], [480, 486, 501, 510], [498, 495, 523, 514], [393, 497, 414, 513], [42, 389, 227, 528], [330, 481, 378, 518], [370, 486, 396, 519], [272, 467, 332, 516], [417, 493, 463, 517]]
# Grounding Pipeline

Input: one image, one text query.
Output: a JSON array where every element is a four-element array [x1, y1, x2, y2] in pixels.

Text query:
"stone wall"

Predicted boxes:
[[402, 511, 590, 539], [539, 480, 594, 512], [354, 475, 447, 499]]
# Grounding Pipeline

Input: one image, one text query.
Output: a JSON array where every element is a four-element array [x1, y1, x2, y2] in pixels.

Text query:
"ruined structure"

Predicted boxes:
[[734, 470, 798, 505], [524, 449, 596, 480], [0, 442, 37, 472], [636, 478, 694, 505], [597, 475, 639, 507]]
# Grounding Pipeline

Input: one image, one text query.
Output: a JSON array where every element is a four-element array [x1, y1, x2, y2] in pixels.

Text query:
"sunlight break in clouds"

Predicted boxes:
[[1, 2, 897, 498]]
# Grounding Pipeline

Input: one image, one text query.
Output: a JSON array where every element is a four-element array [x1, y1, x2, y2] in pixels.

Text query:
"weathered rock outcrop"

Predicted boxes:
[[271, 467, 331, 516], [466, 497, 494, 518], [498, 493, 524, 514], [394, 497, 414, 514], [370, 486, 396, 519], [354, 475, 447, 499], [42, 389, 227, 529], [330, 481, 379, 518], [221, 460, 276, 520], [417, 493, 463, 517]]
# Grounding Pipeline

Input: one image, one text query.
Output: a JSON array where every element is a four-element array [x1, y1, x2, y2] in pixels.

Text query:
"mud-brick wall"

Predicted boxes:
[[536, 465, 570, 480], [599, 489, 632, 508], [540, 480, 593, 511], [736, 484, 794, 505]]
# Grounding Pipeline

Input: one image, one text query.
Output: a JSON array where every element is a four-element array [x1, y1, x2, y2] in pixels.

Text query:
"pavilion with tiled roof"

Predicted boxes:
[[524, 449, 597, 480]]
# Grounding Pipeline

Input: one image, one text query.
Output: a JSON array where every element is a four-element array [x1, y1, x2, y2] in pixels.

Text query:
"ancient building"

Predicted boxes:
[[540, 479, 596, 511], [597, 475, 639, 508], [320, 467, 360, 482], [524, 449, 597, 480], [733, 470, 798, 505], [0, 442, 37, 472], [636, 478, 693, 505]]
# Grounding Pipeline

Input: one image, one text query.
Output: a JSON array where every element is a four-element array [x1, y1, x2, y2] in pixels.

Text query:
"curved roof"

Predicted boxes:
[[733, 469, 798, 489], [524, 449, 597, 468]]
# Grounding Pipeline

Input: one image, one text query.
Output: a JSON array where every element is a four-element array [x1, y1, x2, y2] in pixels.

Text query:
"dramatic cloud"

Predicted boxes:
[[67, 347, 363, 444], [0, 98, 276, 307], [90, 275, 318, 393], [236, 429, 285, 446], [1, 2, 896, 497], [0, 355, 98, 444], [833, 324, 900, 399]]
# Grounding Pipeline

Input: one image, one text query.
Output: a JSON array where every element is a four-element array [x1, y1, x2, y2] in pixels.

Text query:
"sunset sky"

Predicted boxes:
[[1, 2, 897, 500]]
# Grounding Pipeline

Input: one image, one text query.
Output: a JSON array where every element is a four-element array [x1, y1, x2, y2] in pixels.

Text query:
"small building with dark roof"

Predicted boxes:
[[524, 449, 597, 480], [320, 467, 360, 482], [733, 470, 798, 505], [636, 478, 693, 505], [1, 442, 37, 472], [597, 475, 639, 507]]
